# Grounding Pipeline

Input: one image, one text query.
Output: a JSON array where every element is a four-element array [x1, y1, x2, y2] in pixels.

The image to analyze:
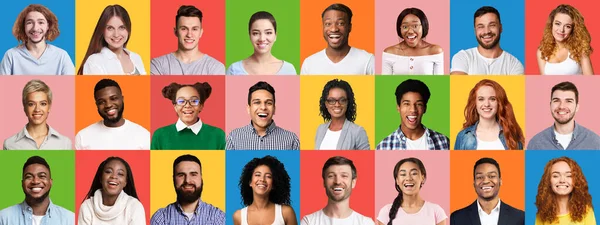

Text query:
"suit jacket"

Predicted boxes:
[[314, 119, 370, 150], [450, 200, 524, 225]]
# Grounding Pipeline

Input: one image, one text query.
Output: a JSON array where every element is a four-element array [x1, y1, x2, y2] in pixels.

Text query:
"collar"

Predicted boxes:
[[15, 125, 60, 141], [249, 120, 278, 135], [101, 47, 131, 60], [476, 199, 501, 214], [20, 199, 55, 218], [394, 124, 430, 140], [552, 121, 580, 141], [176, 118, 203, 135], [176, 199, 204, 215], [463, 120, 504, 134]]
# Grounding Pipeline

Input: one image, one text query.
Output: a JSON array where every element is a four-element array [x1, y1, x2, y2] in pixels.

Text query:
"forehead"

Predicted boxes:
[[250, 89, 274, 100], [554, 13, 573, 22], [401, 91, 423, 101], [105, 159, 126, 170], [175, 161, 201, 173], [328, 87, 347, 96], [254, 164, 272, 173], [402, 14, 420, 23], [176, 86, 199, 97], [26, 11, 47, 20], [251, 19, 274, 29], [177, 16, 201, 26], [551, 161, 571, 171], [326, 164, 352, 173], [323, 9, 348, 20], [107, 16, 125, 25], [24, 163, 49, 174], [551, 90, 576, 99], [95, 86, 121, 98], [475, 12, 499, 24], [27, 91, 49, 101], [475, 163, 499, 173], [476, 85, 496, 95]]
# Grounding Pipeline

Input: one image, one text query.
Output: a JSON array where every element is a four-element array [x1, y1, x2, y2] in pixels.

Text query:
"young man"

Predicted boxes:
[[301, 156, 374, 225], [300, 3, 374, 75], [75, 79, 150, 150], [150, 5, 225, 75], [376, 79, 449, 150], [528, 81, 600, 150], [450, 157, 524, 225], [450, 6, 523, 75], [0, 4, 74, 75], [226, 81, 299, 150]]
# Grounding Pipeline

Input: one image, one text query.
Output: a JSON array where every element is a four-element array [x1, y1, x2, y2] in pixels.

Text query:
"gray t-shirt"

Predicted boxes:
[[150, 53, 225, 75]]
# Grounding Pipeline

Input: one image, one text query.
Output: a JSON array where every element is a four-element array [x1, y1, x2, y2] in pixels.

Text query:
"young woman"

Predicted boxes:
[[377, 157, 446, 225], [78, 157, 146, 225], [314, 79, 370, 150], [151, 82, 226, 150], [78, 5, 145, 75], [535, 157, 595, 225], [226, 11, 296, 75], [537, 4, 594, 75], [454, 79, 524, 150], [233, 156, 297, 225], [382, 8, 443, 75]]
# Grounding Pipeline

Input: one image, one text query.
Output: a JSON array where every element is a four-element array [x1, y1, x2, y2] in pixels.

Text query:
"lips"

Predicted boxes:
[[257, 43, 269, 49], [106, 109, 117, 116], [328, 34, 342, 44], [258, 113, 268, 118], [406, 116, 417, 123], [333, 187, 344, 193], [30, 187, 43, 193], [107, 181, 119, 188]]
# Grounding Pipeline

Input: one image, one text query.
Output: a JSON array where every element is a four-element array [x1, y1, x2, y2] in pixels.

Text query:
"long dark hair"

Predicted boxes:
[[388, 158, 427, 225], [83, 157, 139, 202]]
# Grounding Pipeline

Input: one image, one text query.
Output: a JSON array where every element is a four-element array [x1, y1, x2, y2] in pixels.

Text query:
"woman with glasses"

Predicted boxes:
[[314, 79, 370, 150], [382, 8, 444, 75], [151, 82, 226, 150]]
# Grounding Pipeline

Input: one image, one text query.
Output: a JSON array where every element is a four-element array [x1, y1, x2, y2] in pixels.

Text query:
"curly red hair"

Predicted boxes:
[[462, 79, 524, 150], [539, 4, 592, 64], [12, 4, 60, 45], [535, 157, 593, 224]]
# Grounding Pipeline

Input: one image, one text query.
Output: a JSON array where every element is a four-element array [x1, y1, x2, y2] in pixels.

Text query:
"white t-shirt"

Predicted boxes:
[[451, 47, 523, 75], [381, 52, 443, 75], [319, 129, 342, 150], [83, 47, 146, 75], [476, 138, 505, 150], [406, 134, 428, 150], [75, 119, 150, 150], [301, 47, 375, 75], [554, 130, 573, 150], [301, 210, 375, 225], [32, 215, 44, 225]]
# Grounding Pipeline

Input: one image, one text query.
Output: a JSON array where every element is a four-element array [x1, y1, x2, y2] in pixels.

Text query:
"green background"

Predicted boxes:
[[225, 0, 301, 73], [374, 76, 451, 145], [0, 151, 75, 211]]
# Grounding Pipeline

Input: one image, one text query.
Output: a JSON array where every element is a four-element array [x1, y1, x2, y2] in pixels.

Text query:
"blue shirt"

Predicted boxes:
[[454, 121, 523, 150], [0, 200, 74, 225], [226, 60, 297, 75], [0, 44, 75, 75], [528, 122, 600, 150], [150, 200, 225, 225]]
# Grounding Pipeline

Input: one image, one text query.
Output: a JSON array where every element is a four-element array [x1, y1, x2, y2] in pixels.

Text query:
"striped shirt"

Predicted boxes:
[[376, 125, 449, 150], [226, 121, 300, 150], [150, 201, 224, 225]]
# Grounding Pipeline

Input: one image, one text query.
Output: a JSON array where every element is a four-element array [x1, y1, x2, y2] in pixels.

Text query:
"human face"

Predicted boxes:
[[174, 86, 203, 126], [476, 86, 498, 121], [174, 161, 203, 204], [398, 92, 425, 131], [247, 90, 275, 130], [176, 16, 203, 51], [104, 16, 128, 50], [474, 163, 501, 201], [475, 13, 502, 49], [400, 14, 423, 47], [552, 13, 573, 43], [250, 19, 276, 54], [25, 91, 50, 126], [22, 164, 52, 204], [550, 161, 573, 196], [326, 88, 348, 120], [24, 11, 48, 44], [101, 160, 127, 198], [250, 165, 273, 195], [551, 90, 578, 125], [95, 86, 124, 124], [322, 10, 351, 50], [396, 161, 424, 195], [324, 164, 355, 202]]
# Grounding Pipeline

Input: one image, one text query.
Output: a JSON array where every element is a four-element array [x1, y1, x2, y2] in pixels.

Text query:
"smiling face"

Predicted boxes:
[[247, 89, 275, 130], [174, 86, 202, 126], [474, 163, 501, 201], [250, 165, 273, 196], [176, 16, 203, 52], [326, 88, 348, 120], [22, 163, 52, 203], [101, 159, 127, 198], [550, 161, 573, 196], [552, 13, 573, 43], [174, 161, 203, 203], [324, 164, 355, 202], [398, 92, 425, 131], [103, 16, 128, 51], [551, 90, 578, 125], [322, 10, 351, 50], [396, 161, 424, 195], [475, 13, 502, 50], [475, 85, 498, 121], [24, 11, 48, 44], [25, 91, 50, 126], [250, 19, 276, 54], [400, 14, 422, 47], [95, 86, 124, 124]]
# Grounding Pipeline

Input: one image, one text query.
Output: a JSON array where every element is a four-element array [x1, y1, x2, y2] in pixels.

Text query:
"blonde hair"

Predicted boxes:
[[539, 4, 592, 63], [22, 79, 53, 107]]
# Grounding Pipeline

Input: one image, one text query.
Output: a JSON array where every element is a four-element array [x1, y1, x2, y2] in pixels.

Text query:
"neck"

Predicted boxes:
[[556, 41, 566, 49], [402, 193, 423, 207], [179, 199, 199, 213], [104, 119, 125, 128], [477, 45, 503, 59], [401, 124, 425, 140], [102, 191, 119, 206], [250, 195, 271, 209], [26, 197, 50, 216], [26, 123, 49, 137], [477, 118, 498, 130], [323, 199, 352, 218], [329, 117, 345, 131], [325, 45, 351, 60], [183, 117, 200, 126], [478, 197, 499, 214], [554, 121, 575, 134], [175, 48, 203, 63], [557, 195, 570, 214], [26, 41, 47, 53], [253, 120, 271, 136], [109, 47, 125, 58], [250, 52, 275, 63]]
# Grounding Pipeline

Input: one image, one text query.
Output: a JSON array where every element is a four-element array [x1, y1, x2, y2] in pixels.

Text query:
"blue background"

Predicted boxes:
[[525, 151, 600, 225], [225, 150, 300, 225], [450, 0, 525, 67], [0, 1, 75, 65]]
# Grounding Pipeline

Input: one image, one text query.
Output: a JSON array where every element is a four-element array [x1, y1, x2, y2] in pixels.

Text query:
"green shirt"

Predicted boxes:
[[151, 123, 225, 150]]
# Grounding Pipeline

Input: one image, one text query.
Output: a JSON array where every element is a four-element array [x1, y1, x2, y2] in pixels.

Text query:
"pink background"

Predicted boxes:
[[374, 0, 450, 74], [525, 76, 600, 147], [0, 76, 75, 148], [374, 151, 450, 221], [225, 76, 300, 136]]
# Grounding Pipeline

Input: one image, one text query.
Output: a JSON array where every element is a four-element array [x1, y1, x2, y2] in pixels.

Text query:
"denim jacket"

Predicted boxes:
[[454, 121, 523, 150], [0, 199, 74, 225]]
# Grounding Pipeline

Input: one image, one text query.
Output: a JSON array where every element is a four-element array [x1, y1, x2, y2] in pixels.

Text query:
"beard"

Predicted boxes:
[[176, 181, 203, 204], [99, 102, 125, 124], [26, 189, 50, 205], [477, 32, 501, 50], [325, 186, 351, 202], [553, 113, 575, 125]]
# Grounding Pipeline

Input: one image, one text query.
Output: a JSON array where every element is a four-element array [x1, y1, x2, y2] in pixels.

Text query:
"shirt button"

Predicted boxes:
[[410, 58, 414, 61], [410, 66, 413, 69]]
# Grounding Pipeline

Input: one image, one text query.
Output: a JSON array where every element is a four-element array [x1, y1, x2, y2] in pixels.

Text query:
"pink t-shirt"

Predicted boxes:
[[377, 201, 447, 225]]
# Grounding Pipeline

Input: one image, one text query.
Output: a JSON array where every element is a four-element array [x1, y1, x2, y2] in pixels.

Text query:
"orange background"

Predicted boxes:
[[300, 0, 375, 64], [75, 76, 151, 133], [449, 151, 524, 213]]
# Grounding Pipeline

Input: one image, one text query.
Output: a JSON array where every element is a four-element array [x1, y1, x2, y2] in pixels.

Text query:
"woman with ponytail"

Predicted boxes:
[[376, 158, 446, 225]]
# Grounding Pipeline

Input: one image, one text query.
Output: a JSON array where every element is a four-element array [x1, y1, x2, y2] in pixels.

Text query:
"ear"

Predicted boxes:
[[348, 23, 352, 33], [351, 178, 357, 189], [199, 27, 204, 39], [247, 105, 251, 116], [499, 178, 503, 186], [575, 103, 580, 113], [198, 104, 204, 113], [272, 104, 276, 117], [174, 27, 177, 36], [396, 104, 401, 113]]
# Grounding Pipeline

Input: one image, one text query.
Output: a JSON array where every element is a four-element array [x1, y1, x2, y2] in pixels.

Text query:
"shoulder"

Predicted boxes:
[[377, 203, 392, 214], [428, 128, 449, 140], [530, 126, 554, 142], [125, 196, 145, 211], [453, 48, 475, 58], [352, 211, 375, 225], [351, 47, 374, 58], [52, 203, 75, 217], [199, 201, 225, 218], [126, 120, 150, 134], [86, 52, 105, 63], [77, 121, 103, 134], [228, 125, 249, 137], [154, 124, 175, 134], [428, 44, 444, 55], [126, 49, 143, 60], [0, 204, 20, 217], [48, 44, 70, 55], [281, 205, 296, 217], [277, 126, 299, 139], [204, 124, 225, 133], [501, 201, 524, 215], [204, 55, 225, 66], [151, 53, 172, 64], [281, 61, 297, 72], [227, 60, 245, 74], [383, 45, 399, 54], [450, 201, 474, 218], [304, 50, 326, 62]]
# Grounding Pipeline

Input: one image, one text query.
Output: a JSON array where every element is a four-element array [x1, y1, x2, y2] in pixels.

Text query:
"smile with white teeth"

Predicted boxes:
[[30, 187, 43, 193], [184, 39, 195, 43], [404, 184, 414, 188], [481, 108, 492, 112], [557, 111, 569, 115], [406, 116, 417, 123], [333, 187, 343, 191], [328, 34, 341, 39], [108, 181, 118, 186], [481, 186, 493, 190], [258, 113, 268, 118], [106, 109, 117, 116], [182, 111, 194, 115]]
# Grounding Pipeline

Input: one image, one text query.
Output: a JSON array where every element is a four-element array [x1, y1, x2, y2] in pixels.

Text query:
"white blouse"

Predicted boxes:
[[382, 52, 443, 75], [544, 52, 582, 75], [83, 47, 146, 75]]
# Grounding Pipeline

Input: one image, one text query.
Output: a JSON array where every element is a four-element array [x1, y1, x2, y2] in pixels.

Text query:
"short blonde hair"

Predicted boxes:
[[22, 79, 53, 107]]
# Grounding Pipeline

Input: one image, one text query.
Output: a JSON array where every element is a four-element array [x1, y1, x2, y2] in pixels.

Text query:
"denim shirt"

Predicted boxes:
[[0, 200, 74, 225], [454, 121, 523, 150]]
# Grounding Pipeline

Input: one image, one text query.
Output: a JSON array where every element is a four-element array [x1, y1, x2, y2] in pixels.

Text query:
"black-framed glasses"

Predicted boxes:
[[176, 98, 200, 106], [326, 98, 348, 105]]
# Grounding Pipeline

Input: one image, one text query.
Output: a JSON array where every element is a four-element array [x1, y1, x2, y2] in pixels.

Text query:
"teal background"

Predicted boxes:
[[0, 151, 75, 211], [374, 76, 450, 145], [225, 0, 300, 73]]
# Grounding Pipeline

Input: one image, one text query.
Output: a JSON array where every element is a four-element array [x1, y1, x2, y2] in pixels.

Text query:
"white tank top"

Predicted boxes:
[[544, 52, 582, 75], [242, 204, 285, 225]]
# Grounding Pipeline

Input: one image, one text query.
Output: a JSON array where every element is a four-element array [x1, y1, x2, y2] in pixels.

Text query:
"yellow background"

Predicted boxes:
[[76, 0, 151, 74], [299, 76, 375, 150], [449, 76, 526, 150], [150, 151, 225, 215]]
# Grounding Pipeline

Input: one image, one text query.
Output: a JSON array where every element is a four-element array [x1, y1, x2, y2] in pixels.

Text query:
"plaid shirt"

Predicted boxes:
[[226, 121, 300, 150], [376, 125, 449, 150], [150, 200, 225, 225]]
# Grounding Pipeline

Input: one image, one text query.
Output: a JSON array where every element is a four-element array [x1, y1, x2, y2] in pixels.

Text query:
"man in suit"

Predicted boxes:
[[450, 157, 524, 225]]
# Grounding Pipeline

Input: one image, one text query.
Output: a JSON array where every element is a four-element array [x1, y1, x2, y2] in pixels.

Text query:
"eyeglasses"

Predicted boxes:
[[326, 98, 348, 105], [175, 98, 200, 106], [401, 24, 422, 31]]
